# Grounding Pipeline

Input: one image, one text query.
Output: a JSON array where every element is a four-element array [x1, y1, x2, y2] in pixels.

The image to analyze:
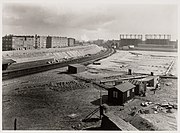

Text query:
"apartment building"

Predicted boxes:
[[51, 36, 68, 48], [3, 35, 35, 51]]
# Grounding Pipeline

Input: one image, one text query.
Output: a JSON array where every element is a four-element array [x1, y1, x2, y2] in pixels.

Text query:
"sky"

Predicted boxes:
[[2, 0, 178, 41]]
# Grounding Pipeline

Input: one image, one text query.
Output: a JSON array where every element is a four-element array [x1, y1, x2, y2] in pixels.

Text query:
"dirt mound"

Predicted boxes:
[[130, 115, 157, 131]]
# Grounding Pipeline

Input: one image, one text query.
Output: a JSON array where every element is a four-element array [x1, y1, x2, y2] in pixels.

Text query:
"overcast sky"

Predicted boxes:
[[2, 0, 178, 41]]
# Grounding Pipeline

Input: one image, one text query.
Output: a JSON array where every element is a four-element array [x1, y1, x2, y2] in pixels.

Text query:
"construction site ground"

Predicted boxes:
[[2, 50, 178, 130], [88, 50, 177, 76], [2, 67, 105, 130], [77, 50, 178, 130], [106, 78, 177, 131]]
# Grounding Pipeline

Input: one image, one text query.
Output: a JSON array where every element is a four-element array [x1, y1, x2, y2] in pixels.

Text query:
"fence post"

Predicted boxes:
[[14, 118, 17, 130]]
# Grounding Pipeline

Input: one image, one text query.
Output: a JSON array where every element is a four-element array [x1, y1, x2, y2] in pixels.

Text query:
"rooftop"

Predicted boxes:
[[114, 82, 135, 92], [128, 79, 142, 85], [68, 64, 85, 68]]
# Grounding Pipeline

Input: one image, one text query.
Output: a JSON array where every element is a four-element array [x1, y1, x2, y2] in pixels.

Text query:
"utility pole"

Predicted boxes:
[[14, 118, 17, 130], [100, 82, 103, 119]]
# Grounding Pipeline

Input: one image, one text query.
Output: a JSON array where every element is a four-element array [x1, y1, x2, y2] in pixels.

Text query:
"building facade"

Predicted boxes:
[[46, 36, 52, 48], [93, 39, 104, 45], [119, 34, 143, 47], [145, 34, 171, 45], [2, 34, 76, 51], [39, 36, 47, 48], [68, 38, 75, 46], [108, 82, 135, 105], [34, 35, 40, 49], [2, 35, 13, 51], [51, 36, 68, 48], [3, 35, 35, 51]]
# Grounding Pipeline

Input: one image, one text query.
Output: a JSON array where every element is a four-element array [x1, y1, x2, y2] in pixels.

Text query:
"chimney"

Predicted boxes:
[[151, 72, 154, 76], [128, 69, 132, 75]]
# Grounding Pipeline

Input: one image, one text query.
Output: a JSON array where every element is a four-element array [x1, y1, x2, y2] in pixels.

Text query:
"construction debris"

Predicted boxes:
[[68, 113, 78, 119]]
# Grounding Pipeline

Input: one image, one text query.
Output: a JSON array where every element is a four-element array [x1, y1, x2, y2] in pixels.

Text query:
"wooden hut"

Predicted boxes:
[[108, 82, 135, 105], [68, 64, 85, 74]]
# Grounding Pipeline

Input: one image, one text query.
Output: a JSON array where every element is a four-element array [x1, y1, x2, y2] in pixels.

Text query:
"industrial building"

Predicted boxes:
[[145, 34, 171, 45], [119, 34, 143, 47], [108, 82, 135, 105], [119, 34, 177, 49], [68, 64, 86, 74]]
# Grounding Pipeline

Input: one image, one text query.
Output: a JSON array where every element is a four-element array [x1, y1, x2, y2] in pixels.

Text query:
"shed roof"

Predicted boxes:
[[68, 64, 85, 68], [128, 79, 142, 85], [100, 78, 119, 83], [2, 59, 16, 65], [114, 82, 135, 92]]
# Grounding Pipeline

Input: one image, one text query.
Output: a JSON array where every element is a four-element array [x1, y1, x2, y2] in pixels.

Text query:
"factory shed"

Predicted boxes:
[[108, 82, 135, 105], [128, 79, 147, 95], [2, 59, 16, 70], [68, 64, 85, 74]]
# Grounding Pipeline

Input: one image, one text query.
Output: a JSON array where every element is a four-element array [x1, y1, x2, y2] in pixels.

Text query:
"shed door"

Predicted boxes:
[[113, 91, 118, 98]]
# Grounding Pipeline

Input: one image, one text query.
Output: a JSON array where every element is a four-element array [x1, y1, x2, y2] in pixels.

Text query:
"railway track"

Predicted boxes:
[[2, 46, 115, 80]]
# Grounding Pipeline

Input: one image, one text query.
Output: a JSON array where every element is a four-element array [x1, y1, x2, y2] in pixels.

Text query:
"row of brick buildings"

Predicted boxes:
[[2, 34, 75, 51]]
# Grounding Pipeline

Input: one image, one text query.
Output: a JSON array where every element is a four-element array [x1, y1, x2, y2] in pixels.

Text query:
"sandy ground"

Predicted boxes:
[[2, 67, 105, 130], [88, 50, 177, 76]]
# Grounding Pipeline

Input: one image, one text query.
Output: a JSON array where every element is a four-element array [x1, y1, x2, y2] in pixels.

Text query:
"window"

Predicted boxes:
[[113, 91, 118, 98], [132, 89, 134, 92], [127, 90, 130, 97]]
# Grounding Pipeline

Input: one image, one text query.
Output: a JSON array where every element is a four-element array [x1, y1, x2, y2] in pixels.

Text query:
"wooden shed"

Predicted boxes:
[[108, 82, 135, 105], [68, 64, 85, 74]]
